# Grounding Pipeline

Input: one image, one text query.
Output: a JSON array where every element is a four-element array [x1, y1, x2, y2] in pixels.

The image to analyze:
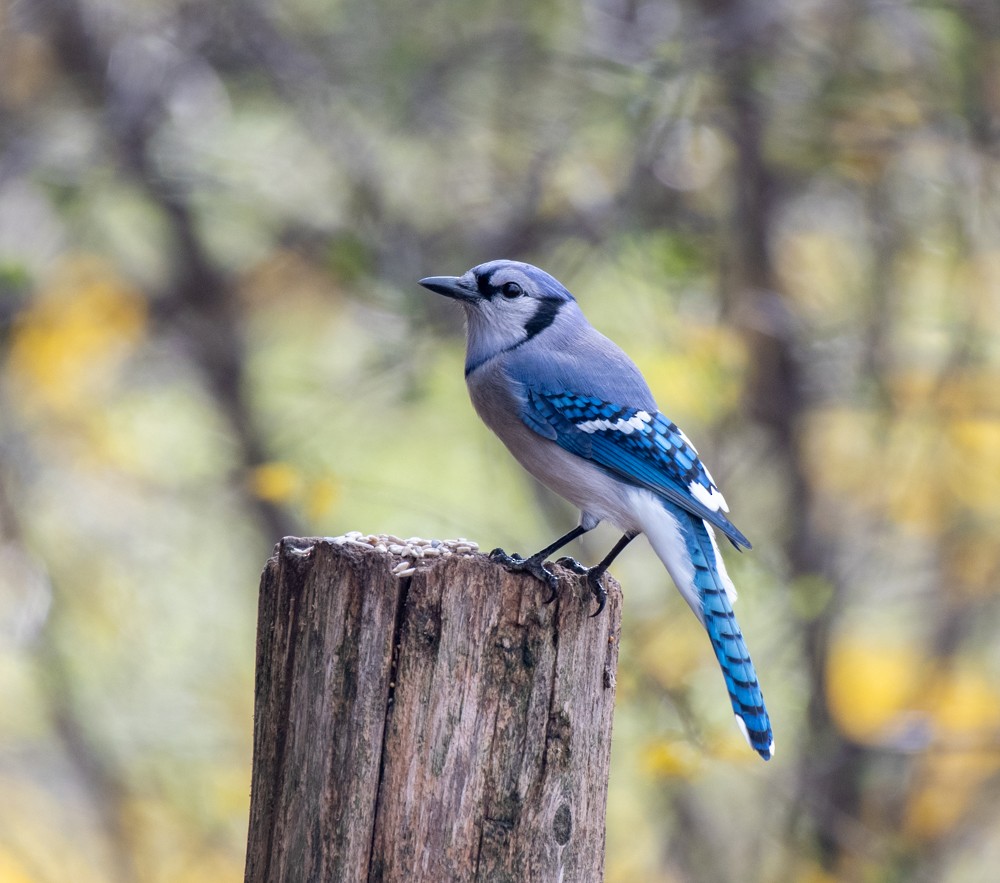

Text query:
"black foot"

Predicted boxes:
[[587, 570, 608, 618], [556, 557, 608, 617], [489, 548, 560, 603], [554, 556, 588, 575]]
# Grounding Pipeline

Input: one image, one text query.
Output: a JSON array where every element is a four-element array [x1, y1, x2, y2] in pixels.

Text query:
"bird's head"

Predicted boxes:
[[419, 260, 577, 373]]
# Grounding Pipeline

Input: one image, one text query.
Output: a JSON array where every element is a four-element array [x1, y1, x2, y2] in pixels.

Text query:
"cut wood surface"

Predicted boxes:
[[244, 536, 622, 883]]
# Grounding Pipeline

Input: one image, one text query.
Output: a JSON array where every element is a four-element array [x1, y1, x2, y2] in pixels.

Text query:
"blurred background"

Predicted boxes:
[[1, 0, 999, 880]]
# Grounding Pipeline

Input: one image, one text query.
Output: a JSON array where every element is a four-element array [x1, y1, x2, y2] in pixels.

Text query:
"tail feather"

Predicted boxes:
[[628, 489, 774, 760], [686, 514, 774, 760]]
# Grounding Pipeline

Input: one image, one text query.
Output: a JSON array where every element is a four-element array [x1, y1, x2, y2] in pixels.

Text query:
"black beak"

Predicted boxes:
[[418, 275, 477, 302]]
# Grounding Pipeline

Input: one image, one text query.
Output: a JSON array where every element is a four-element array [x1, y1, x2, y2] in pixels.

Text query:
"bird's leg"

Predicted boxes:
[[558, 532, 636, 617], [489, 524, 590, 603]]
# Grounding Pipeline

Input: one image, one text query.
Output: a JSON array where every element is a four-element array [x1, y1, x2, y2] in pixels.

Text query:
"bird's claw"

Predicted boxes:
[[560, 557, 609, 616], [554, 555, 588, 575], [489, 549, 607, 614], [586, 570, 608, 618], [488, 547, 523, 567], [489, 548, 561, 603]]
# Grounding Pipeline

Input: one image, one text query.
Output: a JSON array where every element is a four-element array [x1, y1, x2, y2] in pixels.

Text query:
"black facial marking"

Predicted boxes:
[[476, 273, 495, 298], [463, 291, 566, 379], [524, 297, 563, 341]]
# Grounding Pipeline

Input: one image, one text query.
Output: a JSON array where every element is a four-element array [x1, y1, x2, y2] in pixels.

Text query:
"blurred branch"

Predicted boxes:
[[42, 0, 300, 541], [698, 0, 870, 869]]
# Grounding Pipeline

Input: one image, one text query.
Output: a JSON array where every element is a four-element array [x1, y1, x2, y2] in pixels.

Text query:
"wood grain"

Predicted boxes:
[[245, 537, 622, 883]]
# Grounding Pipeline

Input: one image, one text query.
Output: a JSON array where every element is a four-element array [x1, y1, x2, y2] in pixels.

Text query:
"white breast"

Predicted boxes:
[[466, 367, 645, 533]]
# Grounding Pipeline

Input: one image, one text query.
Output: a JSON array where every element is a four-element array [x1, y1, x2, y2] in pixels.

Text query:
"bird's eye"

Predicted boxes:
[[501, 281, 523, 298]]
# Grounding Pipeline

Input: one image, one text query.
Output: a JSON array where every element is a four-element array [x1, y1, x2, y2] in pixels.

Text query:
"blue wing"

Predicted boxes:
[[522, 389, 751, 550]]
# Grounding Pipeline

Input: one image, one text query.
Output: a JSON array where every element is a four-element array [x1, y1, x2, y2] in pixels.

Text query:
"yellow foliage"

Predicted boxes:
[[776, 231, 863, 319], [899, 666, 1000, 838], [704, 727, 763, 765], [889, 369, 1000, 416], [249, 463, 340, 516], [6, 254, 147, 417], [924, 667, 1000, 739], [642, 740, 703, 778], [606, 855, 680, 883], [793, 863, 841, 883], [825, 635, 925, 744], [886, 370, 938, 410], [0, 779, 113, 883], [305, 474, 341, 520], [166, 851, 246, 883], [637, 325, 746, 423], [638, 619, 705, 690], [248, 461, 301, 503], [904, 749, 1000, 840], [828, 632, 1000, 799], [946, 417, 1000, 514], [802, 401, 1000, 534], [0, 850, 35, 883], [801, 407, 885, 509], [882, 415, 948, 531]]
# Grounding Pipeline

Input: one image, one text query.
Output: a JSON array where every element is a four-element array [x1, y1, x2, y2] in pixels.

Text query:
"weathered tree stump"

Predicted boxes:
[[244, 535, 622, 883]]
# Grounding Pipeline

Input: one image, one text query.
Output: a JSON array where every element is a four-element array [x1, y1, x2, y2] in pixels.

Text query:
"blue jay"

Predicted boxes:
[[419, 260, 773, 760]]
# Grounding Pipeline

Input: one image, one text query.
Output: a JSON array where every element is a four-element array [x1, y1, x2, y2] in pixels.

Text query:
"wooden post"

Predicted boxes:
[[244, 536, 622, 883]]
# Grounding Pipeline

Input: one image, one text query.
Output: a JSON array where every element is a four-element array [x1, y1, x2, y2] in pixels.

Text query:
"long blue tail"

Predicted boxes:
[[681, 513, 774, 760]]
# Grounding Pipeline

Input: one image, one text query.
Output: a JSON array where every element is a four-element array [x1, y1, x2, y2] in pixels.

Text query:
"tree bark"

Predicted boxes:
[[244, 536, 622, 883]]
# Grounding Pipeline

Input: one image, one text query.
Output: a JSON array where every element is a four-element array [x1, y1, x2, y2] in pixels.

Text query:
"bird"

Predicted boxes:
[[419, 259, 773, 760]]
